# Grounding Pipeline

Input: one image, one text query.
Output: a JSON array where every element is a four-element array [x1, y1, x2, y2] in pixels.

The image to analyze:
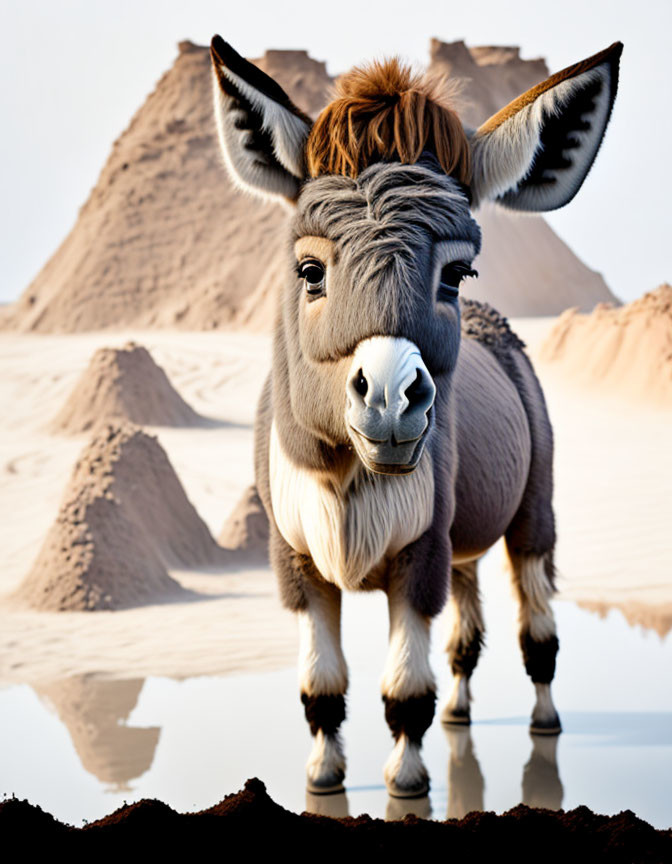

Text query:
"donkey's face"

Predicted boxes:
[[210, 37, 621, 471], [286, 160, 481, 472]]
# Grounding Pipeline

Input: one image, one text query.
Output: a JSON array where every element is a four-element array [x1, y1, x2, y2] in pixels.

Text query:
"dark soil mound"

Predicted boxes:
[[1, 778, 669, 860]]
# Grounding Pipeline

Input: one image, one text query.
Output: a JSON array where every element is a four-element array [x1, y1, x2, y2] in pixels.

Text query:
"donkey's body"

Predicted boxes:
[[255, 299, 539, 596], [210, 36, 621, 796]]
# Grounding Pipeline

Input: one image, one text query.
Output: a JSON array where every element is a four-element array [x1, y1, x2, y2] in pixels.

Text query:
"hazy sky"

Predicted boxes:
[[1, 0, 669, 304]]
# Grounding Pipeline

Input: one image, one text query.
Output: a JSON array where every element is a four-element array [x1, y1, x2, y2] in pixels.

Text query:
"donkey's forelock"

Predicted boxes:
[[295, 158, 482, 286]]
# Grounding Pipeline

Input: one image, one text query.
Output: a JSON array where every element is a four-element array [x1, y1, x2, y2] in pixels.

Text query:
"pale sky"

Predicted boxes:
[[1, 0, 670, 305]]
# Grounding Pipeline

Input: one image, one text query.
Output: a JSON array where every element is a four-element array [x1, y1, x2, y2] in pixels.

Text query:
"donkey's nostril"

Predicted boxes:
[[404, 369, 428, 410], [353, 368, 368, 398]]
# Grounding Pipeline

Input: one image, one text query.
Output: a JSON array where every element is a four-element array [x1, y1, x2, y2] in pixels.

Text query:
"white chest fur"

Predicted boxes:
[[269, 422, 435, 590]]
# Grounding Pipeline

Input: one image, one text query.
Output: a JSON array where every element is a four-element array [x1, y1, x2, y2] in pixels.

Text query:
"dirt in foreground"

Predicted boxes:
[[1, 778, 670, 861]]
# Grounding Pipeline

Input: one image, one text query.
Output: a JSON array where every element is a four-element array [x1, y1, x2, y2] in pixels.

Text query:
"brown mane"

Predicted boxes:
[[305, 58, 471, 183]]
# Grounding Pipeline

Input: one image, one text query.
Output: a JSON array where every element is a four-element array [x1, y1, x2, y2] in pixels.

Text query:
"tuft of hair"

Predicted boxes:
[[306, 58, 471, 183]]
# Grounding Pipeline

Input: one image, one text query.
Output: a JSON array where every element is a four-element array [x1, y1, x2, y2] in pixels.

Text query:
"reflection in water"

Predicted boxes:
[[304, 726, 565, 822], [35, 675, 160, 791], [443, 725, 485, 819], [579, 600, 672, 639], [443, 725, 563, 818], [304, 788, 432, 821], [386, 793, 431, 821], [522, 734, 564, 810], [305, 789, 350, 819]]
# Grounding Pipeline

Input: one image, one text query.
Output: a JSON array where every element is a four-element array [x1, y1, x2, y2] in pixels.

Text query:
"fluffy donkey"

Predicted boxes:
[[210, 36, 621, 797]]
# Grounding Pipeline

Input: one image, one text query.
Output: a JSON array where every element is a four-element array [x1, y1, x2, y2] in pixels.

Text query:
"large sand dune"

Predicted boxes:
[[1, 40, 614, 333], [540, 284, 672, 405]]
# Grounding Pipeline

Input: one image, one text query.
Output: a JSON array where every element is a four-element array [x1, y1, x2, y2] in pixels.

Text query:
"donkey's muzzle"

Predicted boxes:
[[346, 337, 436, 474]]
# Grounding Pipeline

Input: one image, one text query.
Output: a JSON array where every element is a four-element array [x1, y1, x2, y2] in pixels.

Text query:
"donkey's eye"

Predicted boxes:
[[437, 261, 478, 301], [297, 259, 326, 300]]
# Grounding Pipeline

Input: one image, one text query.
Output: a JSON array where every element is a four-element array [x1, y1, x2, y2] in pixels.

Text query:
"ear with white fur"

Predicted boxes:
[[470, 42, 622, 212], [210, 36, 313, 203]]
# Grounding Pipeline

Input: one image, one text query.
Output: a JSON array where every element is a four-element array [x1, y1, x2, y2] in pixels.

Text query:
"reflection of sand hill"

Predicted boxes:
[[36, 676, 159, 790], [579, 599, 672, 639], [14, 424, 228, 611], [1, 40, 614, 333], [541, 285, 672, 405], [50, 342, 205, 434], [219, 484, 269, 563]]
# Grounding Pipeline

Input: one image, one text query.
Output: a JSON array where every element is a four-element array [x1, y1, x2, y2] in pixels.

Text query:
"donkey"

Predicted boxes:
[[210, 37, 621, 797]]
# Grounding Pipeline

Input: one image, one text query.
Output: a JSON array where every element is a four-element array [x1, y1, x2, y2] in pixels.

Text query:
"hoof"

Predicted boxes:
[[386, 777, 430, 799], [384, 735, 429, 799], [441, 705, 471, 726], [306, 776, 345, 796], [531, 684, 561, 735]]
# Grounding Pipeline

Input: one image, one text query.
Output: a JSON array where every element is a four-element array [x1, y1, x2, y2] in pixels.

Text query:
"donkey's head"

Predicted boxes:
[[211, 38, 621, 474]]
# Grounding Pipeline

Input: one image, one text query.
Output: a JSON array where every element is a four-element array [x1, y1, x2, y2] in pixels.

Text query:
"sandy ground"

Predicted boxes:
[[1, 321, 670, 686]]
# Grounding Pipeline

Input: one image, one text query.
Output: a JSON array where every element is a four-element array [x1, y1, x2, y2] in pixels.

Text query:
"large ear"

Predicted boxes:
[[470, 42, 622, 212], [210, 36, 313, 202]]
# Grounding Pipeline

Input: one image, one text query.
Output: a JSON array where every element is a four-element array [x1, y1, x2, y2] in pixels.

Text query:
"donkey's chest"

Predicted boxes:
[[269, 424, 434, 590]]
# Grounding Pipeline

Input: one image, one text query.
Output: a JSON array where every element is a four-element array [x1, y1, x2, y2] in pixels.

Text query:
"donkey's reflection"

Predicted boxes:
[[521, 733, 564, 810], [303, 727, 562, 821], [443, 725, 564, 819]]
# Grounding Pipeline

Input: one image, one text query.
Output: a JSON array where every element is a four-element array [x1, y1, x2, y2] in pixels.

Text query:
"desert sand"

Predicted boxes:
[[540, 284, 672, 406], [0, 312, 670, 687]]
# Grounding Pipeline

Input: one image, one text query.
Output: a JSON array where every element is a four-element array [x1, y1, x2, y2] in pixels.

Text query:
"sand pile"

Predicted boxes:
[[540, 285, 672, 405], [51, 342, 205, 434], [218, 484, 269, 563], [1, 40, 614, 333], [14, 423, 227, 611]]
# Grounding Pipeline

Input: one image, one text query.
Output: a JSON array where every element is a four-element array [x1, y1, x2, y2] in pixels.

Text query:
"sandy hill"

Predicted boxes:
[[14, 423, 228, 611], [219, 484, 269, 564], [540, 284, 672, 405], [2, 39, 615, 332], [51, 341, 205, 434]]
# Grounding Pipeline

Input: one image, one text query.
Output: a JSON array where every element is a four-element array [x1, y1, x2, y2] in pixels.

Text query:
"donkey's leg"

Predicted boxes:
[[507, 547, 561, 734], [441, 560, 484, 725], [381, 578, 436, 797], [299, 579, 349, 793]]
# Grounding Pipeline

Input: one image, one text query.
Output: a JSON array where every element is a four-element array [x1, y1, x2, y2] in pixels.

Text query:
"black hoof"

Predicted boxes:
[[441, 704, 471, 726], [386, 777, 430, 799], [306, 777, 345, 795]]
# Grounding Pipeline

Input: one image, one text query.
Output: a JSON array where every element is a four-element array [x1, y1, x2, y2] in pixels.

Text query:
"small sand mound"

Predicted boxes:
[[540, 285, 672, 405], [15, 424, 227, 611], [51, 342, 204, 434], [218, 484, 269, 563]]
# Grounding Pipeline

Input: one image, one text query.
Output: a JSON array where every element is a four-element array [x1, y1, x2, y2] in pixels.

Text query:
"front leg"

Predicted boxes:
[[268, 518, 348, 793], [298, 578, 348, 794], [381, 528, 450, 797]]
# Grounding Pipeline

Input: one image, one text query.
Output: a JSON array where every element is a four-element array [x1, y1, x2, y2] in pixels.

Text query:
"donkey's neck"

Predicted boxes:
[[272, 325, 355, 475]]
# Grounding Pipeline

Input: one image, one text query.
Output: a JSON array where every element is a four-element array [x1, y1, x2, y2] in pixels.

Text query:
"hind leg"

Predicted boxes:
[[506, 546, 561, 734], [441, 561, 484, 725]]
